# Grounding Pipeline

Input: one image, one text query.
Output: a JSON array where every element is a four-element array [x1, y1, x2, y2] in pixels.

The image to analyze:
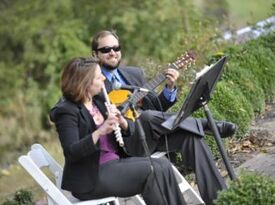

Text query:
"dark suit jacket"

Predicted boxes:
[[49, 95, 135, 193]]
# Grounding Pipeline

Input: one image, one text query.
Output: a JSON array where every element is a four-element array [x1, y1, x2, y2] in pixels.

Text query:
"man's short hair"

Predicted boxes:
[[91, 30, 119, 52]]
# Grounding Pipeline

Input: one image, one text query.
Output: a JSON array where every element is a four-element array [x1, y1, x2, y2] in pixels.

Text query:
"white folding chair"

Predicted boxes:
[[151, 152, 205, 205], [18, 143, 119, 205], [19, 144, 204, 205]]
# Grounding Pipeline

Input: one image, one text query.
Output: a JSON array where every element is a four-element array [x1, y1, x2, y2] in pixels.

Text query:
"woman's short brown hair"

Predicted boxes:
[[61, 57, 99, 104]]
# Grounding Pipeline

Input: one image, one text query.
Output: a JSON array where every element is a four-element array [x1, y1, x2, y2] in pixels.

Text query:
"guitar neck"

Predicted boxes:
[[144, 73, 166, 90], [126, 51, 195, 105], [131, 72, 166, 104]]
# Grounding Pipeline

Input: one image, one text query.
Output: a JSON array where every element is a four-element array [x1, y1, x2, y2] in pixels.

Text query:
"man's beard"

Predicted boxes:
[[101, 60, 121, 71]]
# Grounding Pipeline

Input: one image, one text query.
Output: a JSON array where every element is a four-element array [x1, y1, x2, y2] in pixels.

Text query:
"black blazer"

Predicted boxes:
[[49, 95, 135, 193]]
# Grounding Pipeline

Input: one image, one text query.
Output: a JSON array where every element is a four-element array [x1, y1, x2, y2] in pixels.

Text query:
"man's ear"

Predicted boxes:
[[92, 50, 97, 57]]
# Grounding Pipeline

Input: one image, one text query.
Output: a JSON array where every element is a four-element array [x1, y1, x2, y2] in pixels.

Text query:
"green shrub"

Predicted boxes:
[[226, 33, 275, 102], [210, 81, 253, 137], [214, 171, 275, 205], [223, 60, 265, 115], [2, 189, 34, 205]]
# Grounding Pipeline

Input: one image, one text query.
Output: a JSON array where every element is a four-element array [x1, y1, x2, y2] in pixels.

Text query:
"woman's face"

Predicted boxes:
[[89, 65, 106, 97]]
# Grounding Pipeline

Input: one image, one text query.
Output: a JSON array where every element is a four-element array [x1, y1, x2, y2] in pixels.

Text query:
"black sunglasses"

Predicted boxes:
[[96, 46, 121, 54]]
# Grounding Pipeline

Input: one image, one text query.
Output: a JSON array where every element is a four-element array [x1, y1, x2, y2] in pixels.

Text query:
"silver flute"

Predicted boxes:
[[102, 85, 125, 147]]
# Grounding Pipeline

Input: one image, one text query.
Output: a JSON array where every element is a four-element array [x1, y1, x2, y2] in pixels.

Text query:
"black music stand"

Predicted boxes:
[[162, 56, 236, 180]]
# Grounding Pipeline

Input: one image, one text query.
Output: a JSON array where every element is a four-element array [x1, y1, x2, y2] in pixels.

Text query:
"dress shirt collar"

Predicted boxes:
[[101, 66, 123, 84], [101, 66, 121, 82]]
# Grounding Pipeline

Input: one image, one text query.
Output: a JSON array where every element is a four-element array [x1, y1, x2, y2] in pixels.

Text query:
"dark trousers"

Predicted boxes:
[[73, 157, 186, 205], [124, 110, 227, 205]]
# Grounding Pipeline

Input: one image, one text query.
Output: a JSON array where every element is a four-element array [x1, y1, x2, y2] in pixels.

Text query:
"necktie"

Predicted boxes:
[[111, 74, 119, 84], [111, 74, 121, 89]]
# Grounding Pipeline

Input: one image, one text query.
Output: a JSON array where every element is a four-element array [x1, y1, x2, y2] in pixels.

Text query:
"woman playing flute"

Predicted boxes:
[[49, 57, 186, 205]]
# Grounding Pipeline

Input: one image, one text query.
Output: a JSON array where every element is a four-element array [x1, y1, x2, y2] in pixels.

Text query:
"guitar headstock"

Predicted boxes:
[[168, 51, 196, 71]]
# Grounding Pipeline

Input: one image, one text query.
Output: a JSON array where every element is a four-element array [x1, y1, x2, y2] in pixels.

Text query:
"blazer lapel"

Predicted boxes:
[[79, 104, 96, 130], [94, 95, 108, 120]]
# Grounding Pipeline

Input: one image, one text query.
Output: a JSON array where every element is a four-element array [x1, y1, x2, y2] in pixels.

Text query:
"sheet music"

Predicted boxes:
[[196, 64, 212, 79], [162, 56, 227, 130]]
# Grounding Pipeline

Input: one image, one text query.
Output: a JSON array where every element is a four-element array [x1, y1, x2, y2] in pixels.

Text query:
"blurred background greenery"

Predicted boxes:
[[0, 0, 274, 203], [194, 0, 274, 28]]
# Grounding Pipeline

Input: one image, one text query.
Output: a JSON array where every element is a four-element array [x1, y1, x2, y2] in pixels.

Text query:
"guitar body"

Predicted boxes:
[[108, 90, 136, 120]]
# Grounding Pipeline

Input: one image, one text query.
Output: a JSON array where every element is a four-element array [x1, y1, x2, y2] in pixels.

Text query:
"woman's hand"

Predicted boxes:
[[92, 113, 118, 144], [92, 104, 128, 144], [99, 112, 118, 135], [105, 104, 128, 130]]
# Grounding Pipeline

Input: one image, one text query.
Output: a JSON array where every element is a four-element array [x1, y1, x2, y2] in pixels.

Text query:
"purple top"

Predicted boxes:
[[87, 103, 119, 165], [98, 133, 119, 164]]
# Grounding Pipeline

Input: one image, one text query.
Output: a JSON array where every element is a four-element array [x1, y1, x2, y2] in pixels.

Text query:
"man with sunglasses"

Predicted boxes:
[[91, 30, 236, 205]]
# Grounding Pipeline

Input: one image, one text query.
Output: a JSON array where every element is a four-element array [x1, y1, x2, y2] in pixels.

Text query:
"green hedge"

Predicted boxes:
[[170, 32, 275, 158], [220, 32, 275, 135], [214, 171, 275, 205], [223, 60, 265, 115], [173, 33, 275, 140], [225, 34, 275, 103], [210, 81, 254, 136], [197, 32, 275, 138]]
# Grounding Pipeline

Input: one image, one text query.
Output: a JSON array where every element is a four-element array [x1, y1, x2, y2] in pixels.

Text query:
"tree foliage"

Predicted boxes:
[[1, 0, 214, 158]]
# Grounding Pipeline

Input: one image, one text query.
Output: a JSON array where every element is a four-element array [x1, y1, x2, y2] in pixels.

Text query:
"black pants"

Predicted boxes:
[[124, 110, 227, 205], [73, 157, 186, 205]]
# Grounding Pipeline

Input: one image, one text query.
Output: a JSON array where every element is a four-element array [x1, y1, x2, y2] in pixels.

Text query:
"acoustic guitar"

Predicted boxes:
[[108, 51, 196, 120]]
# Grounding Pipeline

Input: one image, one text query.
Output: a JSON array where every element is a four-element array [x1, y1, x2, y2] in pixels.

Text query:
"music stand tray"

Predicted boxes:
[[162, 56, 227, 130]]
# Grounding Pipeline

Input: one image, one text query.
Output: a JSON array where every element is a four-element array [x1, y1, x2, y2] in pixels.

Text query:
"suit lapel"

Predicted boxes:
[[104, 79, 113, 92], [118, 67, 133, 85], [102, 66, 136, 92]]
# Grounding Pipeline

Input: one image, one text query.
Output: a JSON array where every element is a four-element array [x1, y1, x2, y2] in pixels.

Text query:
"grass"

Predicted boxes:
[[0, 138, 64, 204]]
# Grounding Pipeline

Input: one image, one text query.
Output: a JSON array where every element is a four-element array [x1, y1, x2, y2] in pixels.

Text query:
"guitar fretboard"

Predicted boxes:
[[131, 63, 179, 104], [122, 51, 195, 108]]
